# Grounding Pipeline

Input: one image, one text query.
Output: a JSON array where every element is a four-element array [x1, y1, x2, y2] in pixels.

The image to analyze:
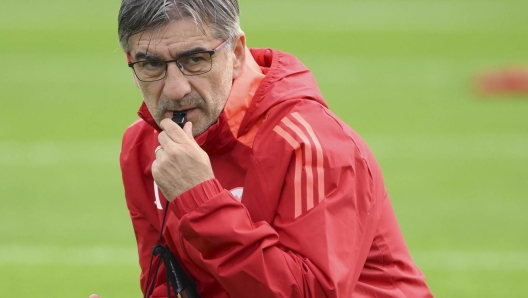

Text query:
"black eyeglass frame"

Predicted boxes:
[[128, 39, 229, 82]]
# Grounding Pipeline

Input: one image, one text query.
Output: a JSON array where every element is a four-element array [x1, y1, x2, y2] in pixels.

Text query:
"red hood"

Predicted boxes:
[[237, 48, 327, 137], [137, 48, 327, 146]]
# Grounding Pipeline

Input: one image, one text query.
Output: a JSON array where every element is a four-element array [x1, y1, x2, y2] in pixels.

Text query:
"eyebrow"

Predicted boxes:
[[177, 46, 208, 57], [134, 46, 210, 61], [134, 53, 162, 61]]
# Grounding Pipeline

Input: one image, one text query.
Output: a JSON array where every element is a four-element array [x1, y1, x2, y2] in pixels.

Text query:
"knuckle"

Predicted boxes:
[[165, 126, 179, 134], [161, 146, 174, 157], [158, 131, 166, 142], [151, 163, 159, 177]]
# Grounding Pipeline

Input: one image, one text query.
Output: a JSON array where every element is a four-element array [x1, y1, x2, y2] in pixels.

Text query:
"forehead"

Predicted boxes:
[[128, 19, 214, 57]]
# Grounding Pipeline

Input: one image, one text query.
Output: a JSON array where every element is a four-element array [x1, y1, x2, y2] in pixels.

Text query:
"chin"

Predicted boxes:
[[192, 126, 206, 137]]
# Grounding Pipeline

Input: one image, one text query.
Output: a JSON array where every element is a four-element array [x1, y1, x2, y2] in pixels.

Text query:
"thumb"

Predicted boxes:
[[183, 121, 194, 140], [89, 295, 100, 298]]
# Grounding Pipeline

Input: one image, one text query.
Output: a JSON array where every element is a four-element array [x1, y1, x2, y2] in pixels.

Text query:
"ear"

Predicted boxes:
[[231, 33, 246, 79], [126, 52, 141, 88]]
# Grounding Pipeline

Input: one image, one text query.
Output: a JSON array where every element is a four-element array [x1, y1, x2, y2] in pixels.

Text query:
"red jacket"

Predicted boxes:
[[120, 48, 433, 297]]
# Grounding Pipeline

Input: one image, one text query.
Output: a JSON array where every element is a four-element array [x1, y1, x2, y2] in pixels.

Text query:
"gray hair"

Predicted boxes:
[[118, 0, 240, 51]]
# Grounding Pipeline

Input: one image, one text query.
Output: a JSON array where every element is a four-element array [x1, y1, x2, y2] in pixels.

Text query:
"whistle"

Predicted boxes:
[[172, 111, 187, 128]]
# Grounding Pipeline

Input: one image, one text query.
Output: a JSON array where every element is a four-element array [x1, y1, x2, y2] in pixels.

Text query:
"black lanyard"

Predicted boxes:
[[143, 201, 201, 298]]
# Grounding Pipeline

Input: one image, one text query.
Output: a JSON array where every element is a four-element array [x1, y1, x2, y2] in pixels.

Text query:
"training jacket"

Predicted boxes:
[[120, 47, 433, 298]]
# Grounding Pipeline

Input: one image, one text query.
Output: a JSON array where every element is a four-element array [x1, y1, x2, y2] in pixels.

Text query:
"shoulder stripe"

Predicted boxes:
[[273, 125, 303, 218], [273, 113, 325, 218], [291, 112, 325, 205], [282, 117, 315, 211]]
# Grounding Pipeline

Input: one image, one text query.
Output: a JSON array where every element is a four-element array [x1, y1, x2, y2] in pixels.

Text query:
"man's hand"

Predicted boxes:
[[152, 119, 215, 201]]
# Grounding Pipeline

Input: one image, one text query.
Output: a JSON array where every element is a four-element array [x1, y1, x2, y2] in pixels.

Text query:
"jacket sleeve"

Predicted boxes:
[[169, 106, 384, 297]]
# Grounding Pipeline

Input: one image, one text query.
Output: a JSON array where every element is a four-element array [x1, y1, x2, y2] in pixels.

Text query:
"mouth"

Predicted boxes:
[[164, 108, 196, 119]]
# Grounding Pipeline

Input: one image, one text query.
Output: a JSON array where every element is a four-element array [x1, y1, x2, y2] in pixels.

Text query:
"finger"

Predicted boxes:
[[158, 131, 175, 150], [157, 125, 192, 149], [154, 145, 163, 158], [183, 121, 193, 140], [159, 118, 187, 142], [89, 294, 100, 298]]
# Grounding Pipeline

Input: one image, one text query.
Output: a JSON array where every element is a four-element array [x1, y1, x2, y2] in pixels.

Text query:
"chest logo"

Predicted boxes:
[[230, 187, 244, 202]]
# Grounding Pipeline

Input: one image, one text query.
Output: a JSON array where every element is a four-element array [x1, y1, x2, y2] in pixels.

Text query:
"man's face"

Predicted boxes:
[[127, 19, 242, 136]]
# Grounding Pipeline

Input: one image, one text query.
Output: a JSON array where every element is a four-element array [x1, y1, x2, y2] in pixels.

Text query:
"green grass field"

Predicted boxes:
[[1, 0, 527, 297]]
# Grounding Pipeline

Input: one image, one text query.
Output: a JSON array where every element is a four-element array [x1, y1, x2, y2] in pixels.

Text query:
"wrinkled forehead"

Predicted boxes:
[[128, 19, 214, 55]]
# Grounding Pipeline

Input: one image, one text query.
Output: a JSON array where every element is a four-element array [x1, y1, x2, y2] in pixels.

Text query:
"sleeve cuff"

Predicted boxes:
[[170, 179, 224, 218]]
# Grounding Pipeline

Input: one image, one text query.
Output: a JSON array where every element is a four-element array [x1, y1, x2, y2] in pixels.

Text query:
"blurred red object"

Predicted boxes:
[[475, 67, 528, 95]]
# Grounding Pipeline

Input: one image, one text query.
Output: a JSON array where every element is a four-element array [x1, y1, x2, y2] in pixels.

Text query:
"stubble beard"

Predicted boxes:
[[152, 95, 223, 137], [154, 95, 205, 125]]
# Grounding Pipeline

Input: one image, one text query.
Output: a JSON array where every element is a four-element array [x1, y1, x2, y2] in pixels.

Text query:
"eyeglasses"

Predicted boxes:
[[128, 39, 229, 82]]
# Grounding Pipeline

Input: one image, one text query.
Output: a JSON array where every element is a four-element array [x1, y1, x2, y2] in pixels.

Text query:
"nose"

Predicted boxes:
[[162, 62, 192, 100]]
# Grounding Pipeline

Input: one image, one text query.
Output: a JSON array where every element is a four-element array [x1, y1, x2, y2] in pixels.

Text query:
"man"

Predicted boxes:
[[97, 0, 433, 297]]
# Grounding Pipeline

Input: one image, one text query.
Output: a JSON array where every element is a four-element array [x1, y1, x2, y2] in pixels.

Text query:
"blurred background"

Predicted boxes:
[[1, 0, 527, 296]]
